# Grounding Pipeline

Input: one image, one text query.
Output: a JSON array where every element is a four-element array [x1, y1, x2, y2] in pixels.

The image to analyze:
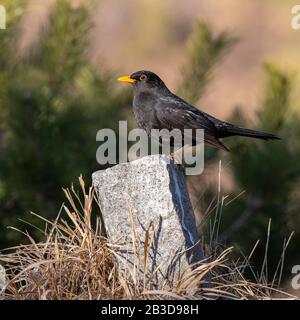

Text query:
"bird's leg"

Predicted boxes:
[[168, 152, 175, 161], [167, 150, 183, 173], [168, 146, 186, 164]]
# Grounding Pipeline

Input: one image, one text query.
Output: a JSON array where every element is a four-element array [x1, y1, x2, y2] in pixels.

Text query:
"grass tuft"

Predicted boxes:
[[0, 176, 296, 300]]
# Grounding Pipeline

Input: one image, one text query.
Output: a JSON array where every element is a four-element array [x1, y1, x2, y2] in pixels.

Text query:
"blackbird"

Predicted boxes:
[[118, 70, 279, 152]]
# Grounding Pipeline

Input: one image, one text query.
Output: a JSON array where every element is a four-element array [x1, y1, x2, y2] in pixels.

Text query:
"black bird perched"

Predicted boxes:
[[118, 70, 279, 152]]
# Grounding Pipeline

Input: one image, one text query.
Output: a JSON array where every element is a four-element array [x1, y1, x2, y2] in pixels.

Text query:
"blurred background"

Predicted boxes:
[[0, 0, 300, 292]]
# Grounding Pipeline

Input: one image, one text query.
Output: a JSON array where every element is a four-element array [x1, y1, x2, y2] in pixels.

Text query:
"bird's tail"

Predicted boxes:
[[220, 126, 280, 140]]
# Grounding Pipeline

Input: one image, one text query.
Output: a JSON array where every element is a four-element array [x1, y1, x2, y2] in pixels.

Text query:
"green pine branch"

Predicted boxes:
[[258, 63, 294, 133], [177, 20, 237, 104]]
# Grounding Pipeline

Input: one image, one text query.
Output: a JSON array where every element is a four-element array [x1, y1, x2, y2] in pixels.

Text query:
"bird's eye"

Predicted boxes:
[[140, 74, 147, 81]]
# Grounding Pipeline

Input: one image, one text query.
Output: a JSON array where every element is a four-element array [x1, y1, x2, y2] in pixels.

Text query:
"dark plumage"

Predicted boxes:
[[118, 70, 279, 151]]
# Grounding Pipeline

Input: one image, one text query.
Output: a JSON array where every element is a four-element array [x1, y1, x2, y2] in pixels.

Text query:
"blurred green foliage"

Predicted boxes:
[[0, 0, 299, 283], [219, 65, 300, 280], [180, 21, 300, 281], [0, 0, 130, 245], [177, 20, 237, 105]]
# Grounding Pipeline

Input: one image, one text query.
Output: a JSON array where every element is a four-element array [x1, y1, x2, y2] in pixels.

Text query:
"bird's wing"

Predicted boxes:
[[154, 96, 229, 151], [156, 96, 216, 131]]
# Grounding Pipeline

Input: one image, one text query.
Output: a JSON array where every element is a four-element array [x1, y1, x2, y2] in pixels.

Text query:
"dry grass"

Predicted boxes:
[[0, 176, 296, 300]]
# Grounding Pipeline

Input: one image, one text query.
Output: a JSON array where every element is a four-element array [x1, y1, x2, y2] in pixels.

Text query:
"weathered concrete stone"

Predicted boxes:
[[92, 155, 205, 285], [0, 265, 6, 296]]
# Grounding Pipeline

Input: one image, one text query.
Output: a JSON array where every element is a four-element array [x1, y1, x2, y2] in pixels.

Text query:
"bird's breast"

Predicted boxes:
[[133, 92, 157, 133]]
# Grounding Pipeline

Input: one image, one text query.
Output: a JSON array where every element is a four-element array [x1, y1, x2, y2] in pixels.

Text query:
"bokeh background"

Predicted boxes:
[[1, 0, 300, 293]]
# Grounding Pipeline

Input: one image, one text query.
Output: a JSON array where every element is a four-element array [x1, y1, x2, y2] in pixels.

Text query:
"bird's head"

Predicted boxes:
[[117, 70, 167, 93]]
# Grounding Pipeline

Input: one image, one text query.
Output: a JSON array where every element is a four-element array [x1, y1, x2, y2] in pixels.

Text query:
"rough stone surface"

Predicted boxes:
[[92, 155, 205, 284], [0, 265, 6, 295]]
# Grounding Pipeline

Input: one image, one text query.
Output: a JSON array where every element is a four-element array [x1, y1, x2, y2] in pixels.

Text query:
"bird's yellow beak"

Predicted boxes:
[[117, 75, 136, 84]]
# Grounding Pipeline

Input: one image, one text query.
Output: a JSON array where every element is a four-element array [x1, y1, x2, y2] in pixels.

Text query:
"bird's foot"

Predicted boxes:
[[167, 152, 185, 172], [168, 152, 175, 161], [167, 148, 184, 164]]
